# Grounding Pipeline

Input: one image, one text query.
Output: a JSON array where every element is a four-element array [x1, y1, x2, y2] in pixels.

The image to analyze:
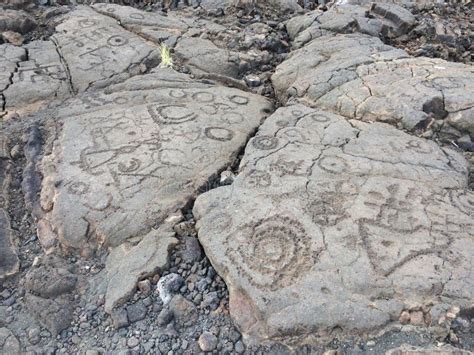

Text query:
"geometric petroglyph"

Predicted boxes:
[[52, 7, 160, 93], [225, 215, 321, 291], [194, 104, 473, 346], [40, 73, 271, 254]]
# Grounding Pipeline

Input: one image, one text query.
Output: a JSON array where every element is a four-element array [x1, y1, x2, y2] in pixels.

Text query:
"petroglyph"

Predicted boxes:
[[194, 104, 473, 346], [39, 71, 271, 253], [52, 6, 160, 93]]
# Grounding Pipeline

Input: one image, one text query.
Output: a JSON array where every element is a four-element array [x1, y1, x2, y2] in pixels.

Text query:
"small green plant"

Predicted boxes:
[[159, 43, 173, 68]]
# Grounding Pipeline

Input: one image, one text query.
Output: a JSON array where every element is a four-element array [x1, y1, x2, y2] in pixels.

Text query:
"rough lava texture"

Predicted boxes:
[[39, 68, 272, 255], [272, 33, 474, 136], [194, 104, 473, 346]]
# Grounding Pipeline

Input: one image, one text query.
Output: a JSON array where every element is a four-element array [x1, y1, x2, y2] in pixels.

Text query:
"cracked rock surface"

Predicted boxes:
[[194, 104, 473, 346], [39, 68, 271, 253], [0, 0, 473, 353], [272, 33, 474, 137]]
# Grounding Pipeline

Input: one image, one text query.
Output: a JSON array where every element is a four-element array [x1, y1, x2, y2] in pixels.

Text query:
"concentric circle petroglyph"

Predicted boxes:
[[107, 35, 129, 47], [252, 136, 279, 150], [225, 216, 317, 291]]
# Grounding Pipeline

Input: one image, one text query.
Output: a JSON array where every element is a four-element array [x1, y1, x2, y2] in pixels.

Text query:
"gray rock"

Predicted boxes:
[[198, 331, 218, 352], [51, 6, 160, 93], [180, 237, 203, 263], [288, 3, 415, 48], [24, 255, 77, 298], [194, 105, 473, 346], [0, 10, 37, 34], [92, 3, 189, 48], [39, 67, 271, 255], [273, 33, 474, 135], [126, 301, 147, 323], [157, 274, 184, 304], [156, 308, 174, 326], [175, 38, 240, 79], [111, 309, 129, 329], [25, 293, 74, 336], [0, 209, 19, 280], [168, 295, 197, 327], [3, 40, 71, 116], [0, 328, 20, 354], [104, 225, 177, 313]]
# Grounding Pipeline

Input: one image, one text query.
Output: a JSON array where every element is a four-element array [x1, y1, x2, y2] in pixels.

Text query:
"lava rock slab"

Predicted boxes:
[[273, 33, 474, 135], [194, 105, 473, 346], [51, 6, 160, 93], [39, 69, 271, 254]]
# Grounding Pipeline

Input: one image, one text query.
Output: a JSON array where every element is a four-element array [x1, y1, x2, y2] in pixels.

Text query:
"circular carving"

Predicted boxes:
[[291, 109, 304, 117], [449, 190, 474, 216], [252, 136, 278, 150], [129, 13, 145, 19], [118, 158, 141, 173], [226, 216, 316, 291], [148, 104, 197, 125], [169, 89, 187, 99], [113, 97, 128, 104], [78, 19, 96, 28], [229, 95, 249, 105], [204, 127, 234, 141], [107, 35, 129, 47], [67, 181, 89, 195], [318, 156, 348, 174], [309, 113, 330, 123], [192, 92, 215, 103]]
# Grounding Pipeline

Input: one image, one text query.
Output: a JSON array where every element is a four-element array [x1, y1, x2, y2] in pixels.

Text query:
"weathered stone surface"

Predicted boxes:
[[3, 40, 71, 115], [272, 33, 474, 135], [0, 138, 18, 279], [52, 6, 160, 93], [24, 255, 77, 335], [0, 328, 20, 355], [92, 3, 190, 47], [194, 105, 473, 345], [0, 210, 19, 279], [24, 293, 74, 336], [175, 38, 240, 78], [104, 224, 178, 313], [39, 68, 271, 254], [287, 2, 415, 49], [0, 9, 37, 34], [0, 43, 26, 92]]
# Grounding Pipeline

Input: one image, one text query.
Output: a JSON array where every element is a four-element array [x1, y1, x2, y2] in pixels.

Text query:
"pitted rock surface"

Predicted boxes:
[[52, 6, 160, 93], [272, 33, 474, 136], [39, 69, 271, 254], [194, 104, 473, 345]]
